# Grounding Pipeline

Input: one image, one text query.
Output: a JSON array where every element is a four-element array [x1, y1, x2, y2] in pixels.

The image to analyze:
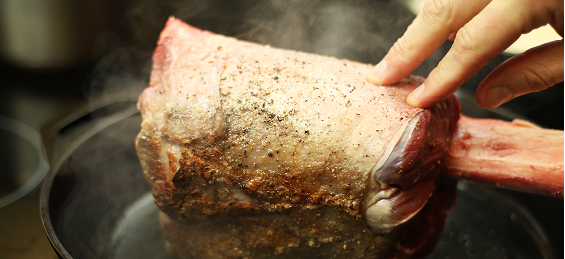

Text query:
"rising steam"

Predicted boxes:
[[84, 0, 449, 102]]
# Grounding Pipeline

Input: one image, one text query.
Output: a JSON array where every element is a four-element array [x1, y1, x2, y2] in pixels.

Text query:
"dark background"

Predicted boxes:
[[0, 0, 562, 258]]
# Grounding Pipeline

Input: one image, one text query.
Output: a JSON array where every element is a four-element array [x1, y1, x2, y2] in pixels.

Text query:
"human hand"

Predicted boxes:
[[367, 0, 564, 109]]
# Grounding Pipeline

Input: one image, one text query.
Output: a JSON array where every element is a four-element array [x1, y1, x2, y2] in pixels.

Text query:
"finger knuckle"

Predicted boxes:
[[522, 64, 558, 92], [390, 36, 426, 64], [421, 0, 456, 25], [516, 0, 561, 33], [451, 26, 486, 59]]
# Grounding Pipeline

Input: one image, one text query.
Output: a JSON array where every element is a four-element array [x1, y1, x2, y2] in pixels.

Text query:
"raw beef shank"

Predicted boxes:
[[136, 17, 563, 259]]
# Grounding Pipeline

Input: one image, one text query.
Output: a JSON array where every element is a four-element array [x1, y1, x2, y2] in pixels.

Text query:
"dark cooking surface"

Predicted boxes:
[[0, 0, 563, 258], [42, 98, 561, 259]]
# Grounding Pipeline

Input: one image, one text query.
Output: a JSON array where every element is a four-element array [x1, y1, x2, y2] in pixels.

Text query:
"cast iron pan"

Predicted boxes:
[[39, 1, 563, 257], [39, 91, 562, 259]]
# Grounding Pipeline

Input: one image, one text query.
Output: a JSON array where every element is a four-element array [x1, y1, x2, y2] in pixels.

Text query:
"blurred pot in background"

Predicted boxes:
[[0, 0, 120, 69]]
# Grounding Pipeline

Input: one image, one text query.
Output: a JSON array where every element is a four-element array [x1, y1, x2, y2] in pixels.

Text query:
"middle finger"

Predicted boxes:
[[369, 0, 491, 85]]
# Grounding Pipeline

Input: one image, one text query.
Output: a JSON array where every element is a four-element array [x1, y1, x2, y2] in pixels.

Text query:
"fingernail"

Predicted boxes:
[[368, 60, 387, 84], [486, 85, 513, 108], [406, 83, 425, 105]]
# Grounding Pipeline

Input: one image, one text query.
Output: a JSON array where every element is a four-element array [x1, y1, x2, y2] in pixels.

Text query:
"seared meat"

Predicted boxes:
[[135, 17, 562, 259]]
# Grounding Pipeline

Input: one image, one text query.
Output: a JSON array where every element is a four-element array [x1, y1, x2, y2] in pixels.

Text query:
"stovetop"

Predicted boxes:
[[0, 65, 89, 259]]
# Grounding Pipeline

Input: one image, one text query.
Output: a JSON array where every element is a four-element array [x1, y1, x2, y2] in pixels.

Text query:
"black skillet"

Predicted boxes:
[[39, 90, 562, 259]]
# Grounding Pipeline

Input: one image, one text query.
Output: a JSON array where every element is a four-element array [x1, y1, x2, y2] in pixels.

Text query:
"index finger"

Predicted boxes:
[[407, 0, 561, 108], [367, 0, 490, 86]]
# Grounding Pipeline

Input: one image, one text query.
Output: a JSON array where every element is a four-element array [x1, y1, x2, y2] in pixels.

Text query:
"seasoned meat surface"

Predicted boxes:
[[136, 17, 460, 258]]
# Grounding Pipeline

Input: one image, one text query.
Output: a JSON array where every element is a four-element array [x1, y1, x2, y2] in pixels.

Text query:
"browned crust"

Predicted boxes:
[[160, 206, 374, 259], [158, 180, 458, 259], [151, 137, 365, 221]]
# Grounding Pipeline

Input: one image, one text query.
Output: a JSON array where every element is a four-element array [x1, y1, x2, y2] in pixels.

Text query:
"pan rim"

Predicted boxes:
[[40, 98, 140, 259]]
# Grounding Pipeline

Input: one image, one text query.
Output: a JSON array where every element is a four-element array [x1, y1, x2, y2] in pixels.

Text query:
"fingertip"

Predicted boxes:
[[405, 78, 462, 108], [405, 83, 427, 107], [367, 60, 387, 85], [447, 32, 457, 41], [367, 58, 416, 86], [475, 40, 564, 109], [478, 85, 514, 109]]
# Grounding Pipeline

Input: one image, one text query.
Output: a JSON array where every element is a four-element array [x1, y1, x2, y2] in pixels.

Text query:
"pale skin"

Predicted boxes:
[[367, 0, 564, 109]]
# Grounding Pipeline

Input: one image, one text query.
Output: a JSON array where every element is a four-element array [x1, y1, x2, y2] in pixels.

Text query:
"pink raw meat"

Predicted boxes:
[[448, 116, 563, 198]]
